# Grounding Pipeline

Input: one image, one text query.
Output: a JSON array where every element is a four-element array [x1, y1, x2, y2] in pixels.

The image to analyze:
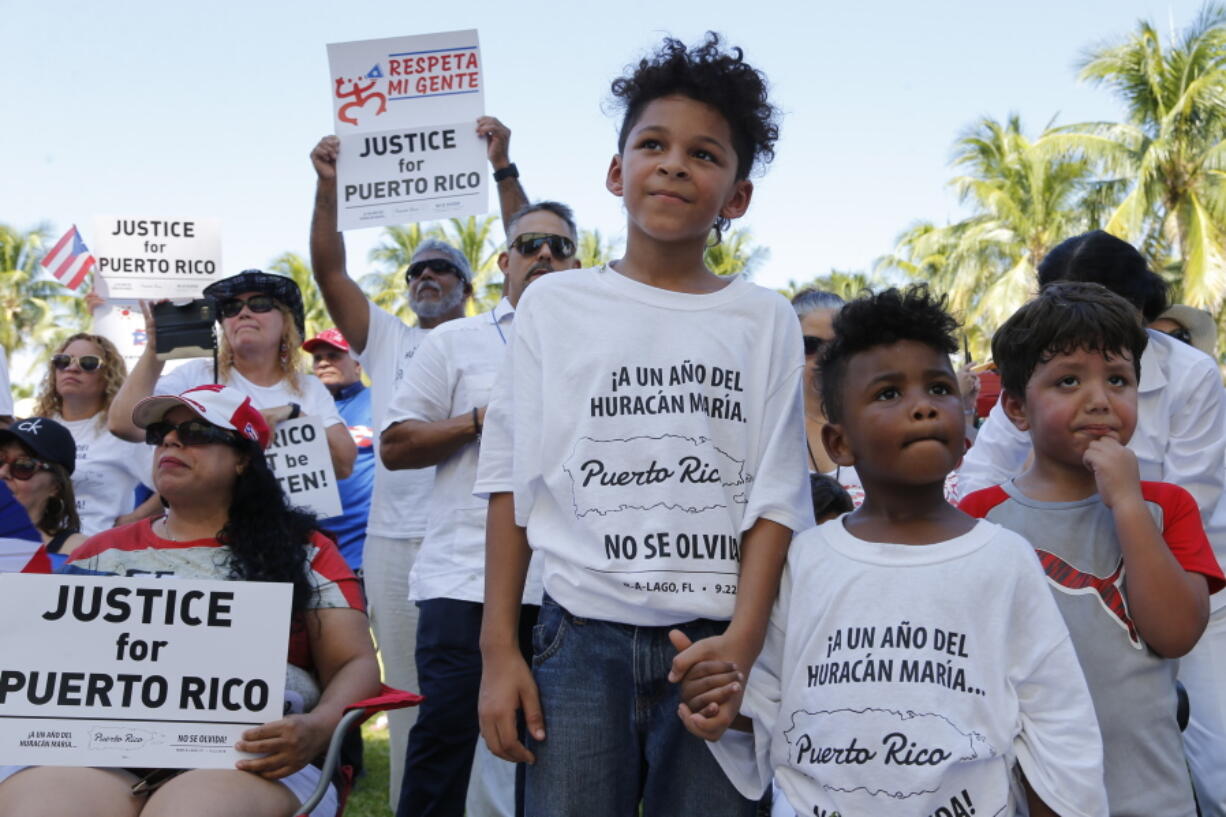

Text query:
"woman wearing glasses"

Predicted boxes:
[[0, 416, 86, 567], [108, 270, 356, 479], [33, 333, 160, 538], [0, 386, 379, 817]]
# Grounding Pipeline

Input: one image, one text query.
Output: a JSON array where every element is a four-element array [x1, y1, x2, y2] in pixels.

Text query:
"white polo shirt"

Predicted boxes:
[[956, 329, 1226, 607], [355, 301, 435, 540], [383, 298, 540, 605]]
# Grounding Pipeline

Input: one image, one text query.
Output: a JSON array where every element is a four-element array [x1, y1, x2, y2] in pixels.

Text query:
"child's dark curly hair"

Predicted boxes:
[[818, 285, 960, 424], [611, 33, 779, 237]]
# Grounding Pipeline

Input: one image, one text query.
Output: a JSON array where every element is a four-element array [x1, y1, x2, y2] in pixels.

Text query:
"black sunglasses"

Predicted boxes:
[[145, 420, 243, 448], [0, 454, 53, 481], [1163, 327, 1193, 346], [406, 258, 463, 281], [510, 232, 576, 259], [51, 354, 102, 372], [219, 294, 277, 319], [803, 335, 829, 357]]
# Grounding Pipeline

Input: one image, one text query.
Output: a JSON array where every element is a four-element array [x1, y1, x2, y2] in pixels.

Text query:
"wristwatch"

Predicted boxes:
[[493, 163, 519, 182]]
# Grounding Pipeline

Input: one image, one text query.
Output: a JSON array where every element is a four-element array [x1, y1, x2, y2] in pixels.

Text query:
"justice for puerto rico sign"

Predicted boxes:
[[93, 215, 222, 299], [326, 30, 487, 230], [0, 574, 290, 768]]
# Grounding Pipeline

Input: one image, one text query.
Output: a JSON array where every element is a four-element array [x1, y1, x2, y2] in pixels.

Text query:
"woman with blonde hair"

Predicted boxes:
[[34, 332, 159, 538], [108, 270, 356, 478]]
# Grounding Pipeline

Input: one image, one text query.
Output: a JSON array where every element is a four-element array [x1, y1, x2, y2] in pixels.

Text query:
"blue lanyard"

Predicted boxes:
[[491, 306, 507, 345]]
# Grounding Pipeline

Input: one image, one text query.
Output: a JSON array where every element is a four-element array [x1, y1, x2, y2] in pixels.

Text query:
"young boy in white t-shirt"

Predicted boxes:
[[474, 34, 813, 816], [677, 287, 1109, 817]]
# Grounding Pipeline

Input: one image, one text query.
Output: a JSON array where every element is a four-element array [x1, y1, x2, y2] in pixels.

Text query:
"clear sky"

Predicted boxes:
[[3, 0, 1206, 295]]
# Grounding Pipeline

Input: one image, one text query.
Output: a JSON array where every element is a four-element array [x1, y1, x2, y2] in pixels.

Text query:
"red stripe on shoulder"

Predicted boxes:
[[1140, 481, 1225, 594], [957, 484, 1010, 518], [68, 518, 223, 564], [1139, 481, 1193, 509], [309, 530, 366, 611]]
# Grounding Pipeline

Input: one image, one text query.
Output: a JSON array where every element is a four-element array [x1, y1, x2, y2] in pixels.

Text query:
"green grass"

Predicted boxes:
[[343, 719, 394, 817]]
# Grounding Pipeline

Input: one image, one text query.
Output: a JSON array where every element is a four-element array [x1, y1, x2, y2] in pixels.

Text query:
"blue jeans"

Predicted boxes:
[[524, 595, 759, 817]]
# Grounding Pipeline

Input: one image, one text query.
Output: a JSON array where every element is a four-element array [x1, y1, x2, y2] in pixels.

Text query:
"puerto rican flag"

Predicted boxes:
[[40, 224, 96, 291], [0, 481, 48, 573]]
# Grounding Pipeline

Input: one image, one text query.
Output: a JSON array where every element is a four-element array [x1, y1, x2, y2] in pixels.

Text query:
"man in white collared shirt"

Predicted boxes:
[[381, 202, 582, 817], [310, 135, 479, 806]]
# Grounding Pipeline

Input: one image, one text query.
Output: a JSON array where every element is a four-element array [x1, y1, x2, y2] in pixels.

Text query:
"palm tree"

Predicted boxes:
[[268, 252, 331, 339], [1049, 3, 1226, 310], [577, 229, 622, 268], [705, 228, 769, 278], [880, 115, 1105, 358], [0, 223, 73, 358], [780, 270, 880, 302]]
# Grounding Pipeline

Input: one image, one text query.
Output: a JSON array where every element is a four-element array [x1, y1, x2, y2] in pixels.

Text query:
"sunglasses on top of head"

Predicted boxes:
[[406, 258, 462, 281], [510, 233, 576, 259], [51, 354, 102, 372], [803, 336, 829, 357], [0, 455, 53, 481], [145, 420, 243, 448], [218, 294, 278, 319]]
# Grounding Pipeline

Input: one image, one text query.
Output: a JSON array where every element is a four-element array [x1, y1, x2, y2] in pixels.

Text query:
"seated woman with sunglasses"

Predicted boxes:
[[0, 385, 380, 817], [33, 333, 161, 538], [0, 416, 87, 569], [108, 270, 356, 480]]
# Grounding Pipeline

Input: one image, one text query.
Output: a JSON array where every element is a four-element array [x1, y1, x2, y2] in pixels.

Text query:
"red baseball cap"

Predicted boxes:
[[302, 328, 351, 354], [131, 384, 272, 450]]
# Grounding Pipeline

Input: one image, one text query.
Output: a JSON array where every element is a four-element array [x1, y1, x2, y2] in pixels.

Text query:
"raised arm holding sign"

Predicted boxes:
[[325, 30, 492, 231]]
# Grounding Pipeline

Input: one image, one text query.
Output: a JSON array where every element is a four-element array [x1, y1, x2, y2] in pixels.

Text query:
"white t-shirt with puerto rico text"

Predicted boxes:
[[474, 266, 813, 626], [711, 517, 1108, 817]]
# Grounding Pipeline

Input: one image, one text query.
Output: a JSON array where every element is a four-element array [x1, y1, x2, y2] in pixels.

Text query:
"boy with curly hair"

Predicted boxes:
[[474, 33, 813, 815], [679, 287, 1108, 817]]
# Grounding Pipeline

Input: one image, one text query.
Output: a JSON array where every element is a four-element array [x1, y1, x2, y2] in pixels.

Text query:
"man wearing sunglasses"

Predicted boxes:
[[310, 134, 482, 809], [379, 200, 582, 817]]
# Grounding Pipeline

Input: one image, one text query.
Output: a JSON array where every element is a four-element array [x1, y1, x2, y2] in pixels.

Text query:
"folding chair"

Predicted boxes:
[[295, 685, 423, 817]]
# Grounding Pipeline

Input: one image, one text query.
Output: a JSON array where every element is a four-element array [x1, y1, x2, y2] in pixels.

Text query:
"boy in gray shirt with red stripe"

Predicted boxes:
[[961, 281, 1224, 816]]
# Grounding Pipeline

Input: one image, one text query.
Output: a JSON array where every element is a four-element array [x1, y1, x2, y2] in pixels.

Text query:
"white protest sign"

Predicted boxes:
[[0, 574, 290, 769], [326, 30, 487, 230], [92, 300, 149, 372], [266, 417, 342, 517], [93, 216, 222, 299]]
